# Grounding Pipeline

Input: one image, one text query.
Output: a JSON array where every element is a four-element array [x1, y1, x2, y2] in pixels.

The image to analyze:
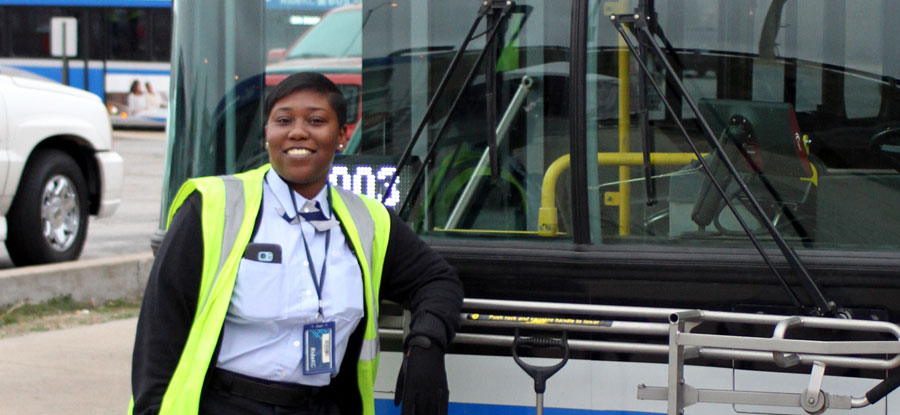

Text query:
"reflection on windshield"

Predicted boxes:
[[287, 9, 361, 59]]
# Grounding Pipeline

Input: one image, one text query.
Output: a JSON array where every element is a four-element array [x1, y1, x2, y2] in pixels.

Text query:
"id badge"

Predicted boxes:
[[303, 321, 336, 375]]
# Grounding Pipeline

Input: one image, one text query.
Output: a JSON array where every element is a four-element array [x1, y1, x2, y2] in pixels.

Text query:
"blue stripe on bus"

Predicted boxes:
[[265, 0, 358, 10], [374, 400, 662, 415], [104, 67, 170, 75], [0, 0, 170, 6]]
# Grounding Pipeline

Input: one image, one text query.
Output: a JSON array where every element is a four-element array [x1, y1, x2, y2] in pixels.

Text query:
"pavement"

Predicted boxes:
[[0, 318, 137, 415], [0, 252, 151, 415]]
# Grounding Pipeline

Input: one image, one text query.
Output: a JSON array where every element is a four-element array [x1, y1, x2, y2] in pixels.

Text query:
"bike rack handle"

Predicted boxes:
[[512, 330, 570, 394], [864, 371, 900, 405]]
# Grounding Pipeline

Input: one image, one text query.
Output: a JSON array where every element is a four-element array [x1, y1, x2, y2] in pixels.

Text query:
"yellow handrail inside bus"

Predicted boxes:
[[617, 43, 631, 237], [538, 152, 702, 236]]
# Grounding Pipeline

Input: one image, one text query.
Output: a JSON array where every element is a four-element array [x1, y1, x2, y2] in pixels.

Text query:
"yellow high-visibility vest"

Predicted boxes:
[[129, 163, 390, 414]]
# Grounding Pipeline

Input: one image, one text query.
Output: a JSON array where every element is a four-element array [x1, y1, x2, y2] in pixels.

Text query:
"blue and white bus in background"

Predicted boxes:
[[0, 0, 173, 127], [0, 0, 356, 128]]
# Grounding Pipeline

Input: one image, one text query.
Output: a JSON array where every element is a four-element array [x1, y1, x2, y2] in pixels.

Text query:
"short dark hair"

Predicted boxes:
[[264, 72, 347, 126]]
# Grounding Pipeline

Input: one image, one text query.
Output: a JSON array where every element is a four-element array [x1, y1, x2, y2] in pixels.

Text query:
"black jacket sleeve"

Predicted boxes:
[[379, 209, 464, 349], [131, 193, 204, 415]]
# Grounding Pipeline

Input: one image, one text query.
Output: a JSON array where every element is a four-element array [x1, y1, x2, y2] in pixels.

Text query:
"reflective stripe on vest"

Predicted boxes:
[[143, 164, 390, 415], [197, 175, 245, 315], [332, 186, 380, 362], [328, 185, 392, 415]]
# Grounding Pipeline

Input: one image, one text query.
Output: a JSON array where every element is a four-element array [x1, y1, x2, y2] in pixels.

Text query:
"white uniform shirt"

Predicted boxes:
[[217, 168, 364, 385]]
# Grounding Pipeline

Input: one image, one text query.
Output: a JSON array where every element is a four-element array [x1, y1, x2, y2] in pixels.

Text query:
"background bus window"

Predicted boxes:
[[107, 8, 149, 61], [0, 8, 6, 58], [151, 9, 172, 61], [7, 7, 66, 57], [586, 0, 900, 252], [360, 0, 573, 241]]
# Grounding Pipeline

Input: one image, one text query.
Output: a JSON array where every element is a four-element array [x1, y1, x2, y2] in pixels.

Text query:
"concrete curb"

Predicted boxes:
[[0, 253, 155, 307]]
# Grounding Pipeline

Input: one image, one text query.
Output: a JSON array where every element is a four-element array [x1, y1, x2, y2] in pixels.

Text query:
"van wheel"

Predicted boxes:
[[6, 150, 89, 266]]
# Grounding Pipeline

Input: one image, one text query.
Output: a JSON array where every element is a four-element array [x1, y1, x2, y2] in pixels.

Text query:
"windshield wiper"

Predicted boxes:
[[611, 8, 844, 318], [383, 0, 515, 218]]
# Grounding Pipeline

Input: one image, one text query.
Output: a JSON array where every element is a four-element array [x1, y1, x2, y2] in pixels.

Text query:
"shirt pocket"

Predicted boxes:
[[229, 258, 287, 321]]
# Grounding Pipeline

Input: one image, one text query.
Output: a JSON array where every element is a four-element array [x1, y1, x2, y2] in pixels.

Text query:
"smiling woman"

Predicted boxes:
[[263, 73, 349, 199], [131, 72, 462, 415]]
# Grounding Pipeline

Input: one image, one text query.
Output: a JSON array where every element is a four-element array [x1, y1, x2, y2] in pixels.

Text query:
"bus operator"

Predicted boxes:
[[130, 72, 463, 415]]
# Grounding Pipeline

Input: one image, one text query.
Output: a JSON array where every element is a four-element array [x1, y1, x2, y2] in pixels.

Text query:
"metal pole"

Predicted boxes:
[[444, 76, 532, 229], [61, 22, 70, 86]]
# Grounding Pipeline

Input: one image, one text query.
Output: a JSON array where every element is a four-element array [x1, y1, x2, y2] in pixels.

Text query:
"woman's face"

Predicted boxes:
[[265, 90, 348, 198]]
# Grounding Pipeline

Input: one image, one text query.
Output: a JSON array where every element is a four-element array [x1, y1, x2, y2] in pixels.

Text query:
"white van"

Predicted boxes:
[[0, 66, 123, 266]]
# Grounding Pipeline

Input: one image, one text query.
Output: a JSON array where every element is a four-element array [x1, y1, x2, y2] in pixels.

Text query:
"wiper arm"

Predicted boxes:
[[383, 1, 515, 218], [611, 13, 842, 318]]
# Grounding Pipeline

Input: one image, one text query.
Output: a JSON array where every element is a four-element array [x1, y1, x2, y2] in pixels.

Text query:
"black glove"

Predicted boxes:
[[394, 335, 449, 415]]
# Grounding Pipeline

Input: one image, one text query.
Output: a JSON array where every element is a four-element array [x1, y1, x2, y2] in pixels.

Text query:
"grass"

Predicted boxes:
[[0, 295, 142, 338]]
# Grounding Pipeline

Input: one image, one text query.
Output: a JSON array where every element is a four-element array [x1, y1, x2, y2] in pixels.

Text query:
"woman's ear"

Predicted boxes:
[[337, 125, 350, 153]]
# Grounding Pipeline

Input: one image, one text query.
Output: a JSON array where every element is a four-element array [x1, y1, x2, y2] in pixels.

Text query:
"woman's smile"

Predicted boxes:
[[285, 147, 314, 156]]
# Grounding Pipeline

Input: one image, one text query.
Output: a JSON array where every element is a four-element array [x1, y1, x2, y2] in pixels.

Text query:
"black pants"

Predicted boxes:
[[200, 370, 341, 415], [199, 388, 341, 415]]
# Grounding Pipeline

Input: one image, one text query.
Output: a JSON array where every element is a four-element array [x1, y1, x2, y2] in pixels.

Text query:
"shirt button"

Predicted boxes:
[[294, 340, 301, 347], [303, 261, 309, 266], [280, 370, 286, 376], [305, 289, 312, 296]]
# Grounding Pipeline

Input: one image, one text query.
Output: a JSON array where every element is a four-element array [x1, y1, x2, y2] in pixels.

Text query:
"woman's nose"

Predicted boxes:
[[288, 124, 308, 140]]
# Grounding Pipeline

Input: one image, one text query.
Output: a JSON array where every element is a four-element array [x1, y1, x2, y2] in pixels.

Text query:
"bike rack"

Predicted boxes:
[[379, 298, 900, 414]]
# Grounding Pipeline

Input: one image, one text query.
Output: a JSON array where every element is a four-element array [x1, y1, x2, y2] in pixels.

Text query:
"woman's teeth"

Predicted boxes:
[[287, 148, 312, 155]]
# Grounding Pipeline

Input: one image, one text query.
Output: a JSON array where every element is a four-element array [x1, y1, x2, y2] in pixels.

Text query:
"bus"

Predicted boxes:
[[160, 1, 900, 414], [0, 0, 355, 128], [0, 0, 173, 127]]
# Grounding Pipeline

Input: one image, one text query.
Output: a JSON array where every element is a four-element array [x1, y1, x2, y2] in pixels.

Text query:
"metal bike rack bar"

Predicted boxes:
[[379, 298, 900, 414]]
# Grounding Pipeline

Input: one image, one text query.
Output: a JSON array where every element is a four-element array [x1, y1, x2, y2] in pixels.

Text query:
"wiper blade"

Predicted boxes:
[[611, 13, 841, 318]]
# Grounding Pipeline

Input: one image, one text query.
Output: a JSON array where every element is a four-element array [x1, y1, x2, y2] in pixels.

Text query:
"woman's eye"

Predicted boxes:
[[309, 118, 326, 125], [276, 117, 291, 124]]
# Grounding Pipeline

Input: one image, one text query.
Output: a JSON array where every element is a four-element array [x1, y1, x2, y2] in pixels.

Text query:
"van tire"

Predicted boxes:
[[6, 150, 90, 266]]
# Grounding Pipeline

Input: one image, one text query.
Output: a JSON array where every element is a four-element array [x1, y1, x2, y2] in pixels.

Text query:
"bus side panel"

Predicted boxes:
[[374, 351, 890, 415]]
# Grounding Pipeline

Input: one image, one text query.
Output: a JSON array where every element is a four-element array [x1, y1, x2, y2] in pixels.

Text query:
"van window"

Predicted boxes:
[[287, 9, 361, 59]]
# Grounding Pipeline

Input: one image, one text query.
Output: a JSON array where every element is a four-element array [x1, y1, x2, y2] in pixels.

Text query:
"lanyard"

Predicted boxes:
[[289, 185, 333, 320]]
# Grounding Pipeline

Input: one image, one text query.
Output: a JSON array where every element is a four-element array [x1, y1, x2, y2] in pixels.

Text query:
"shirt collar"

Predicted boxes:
[[265, 168, 330, 219]]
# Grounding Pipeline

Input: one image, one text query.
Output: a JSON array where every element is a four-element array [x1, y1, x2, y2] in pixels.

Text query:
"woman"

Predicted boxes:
[[127, 79, 148, 115], [144, 82, 165, 110], [131, 72, 463, 415]]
